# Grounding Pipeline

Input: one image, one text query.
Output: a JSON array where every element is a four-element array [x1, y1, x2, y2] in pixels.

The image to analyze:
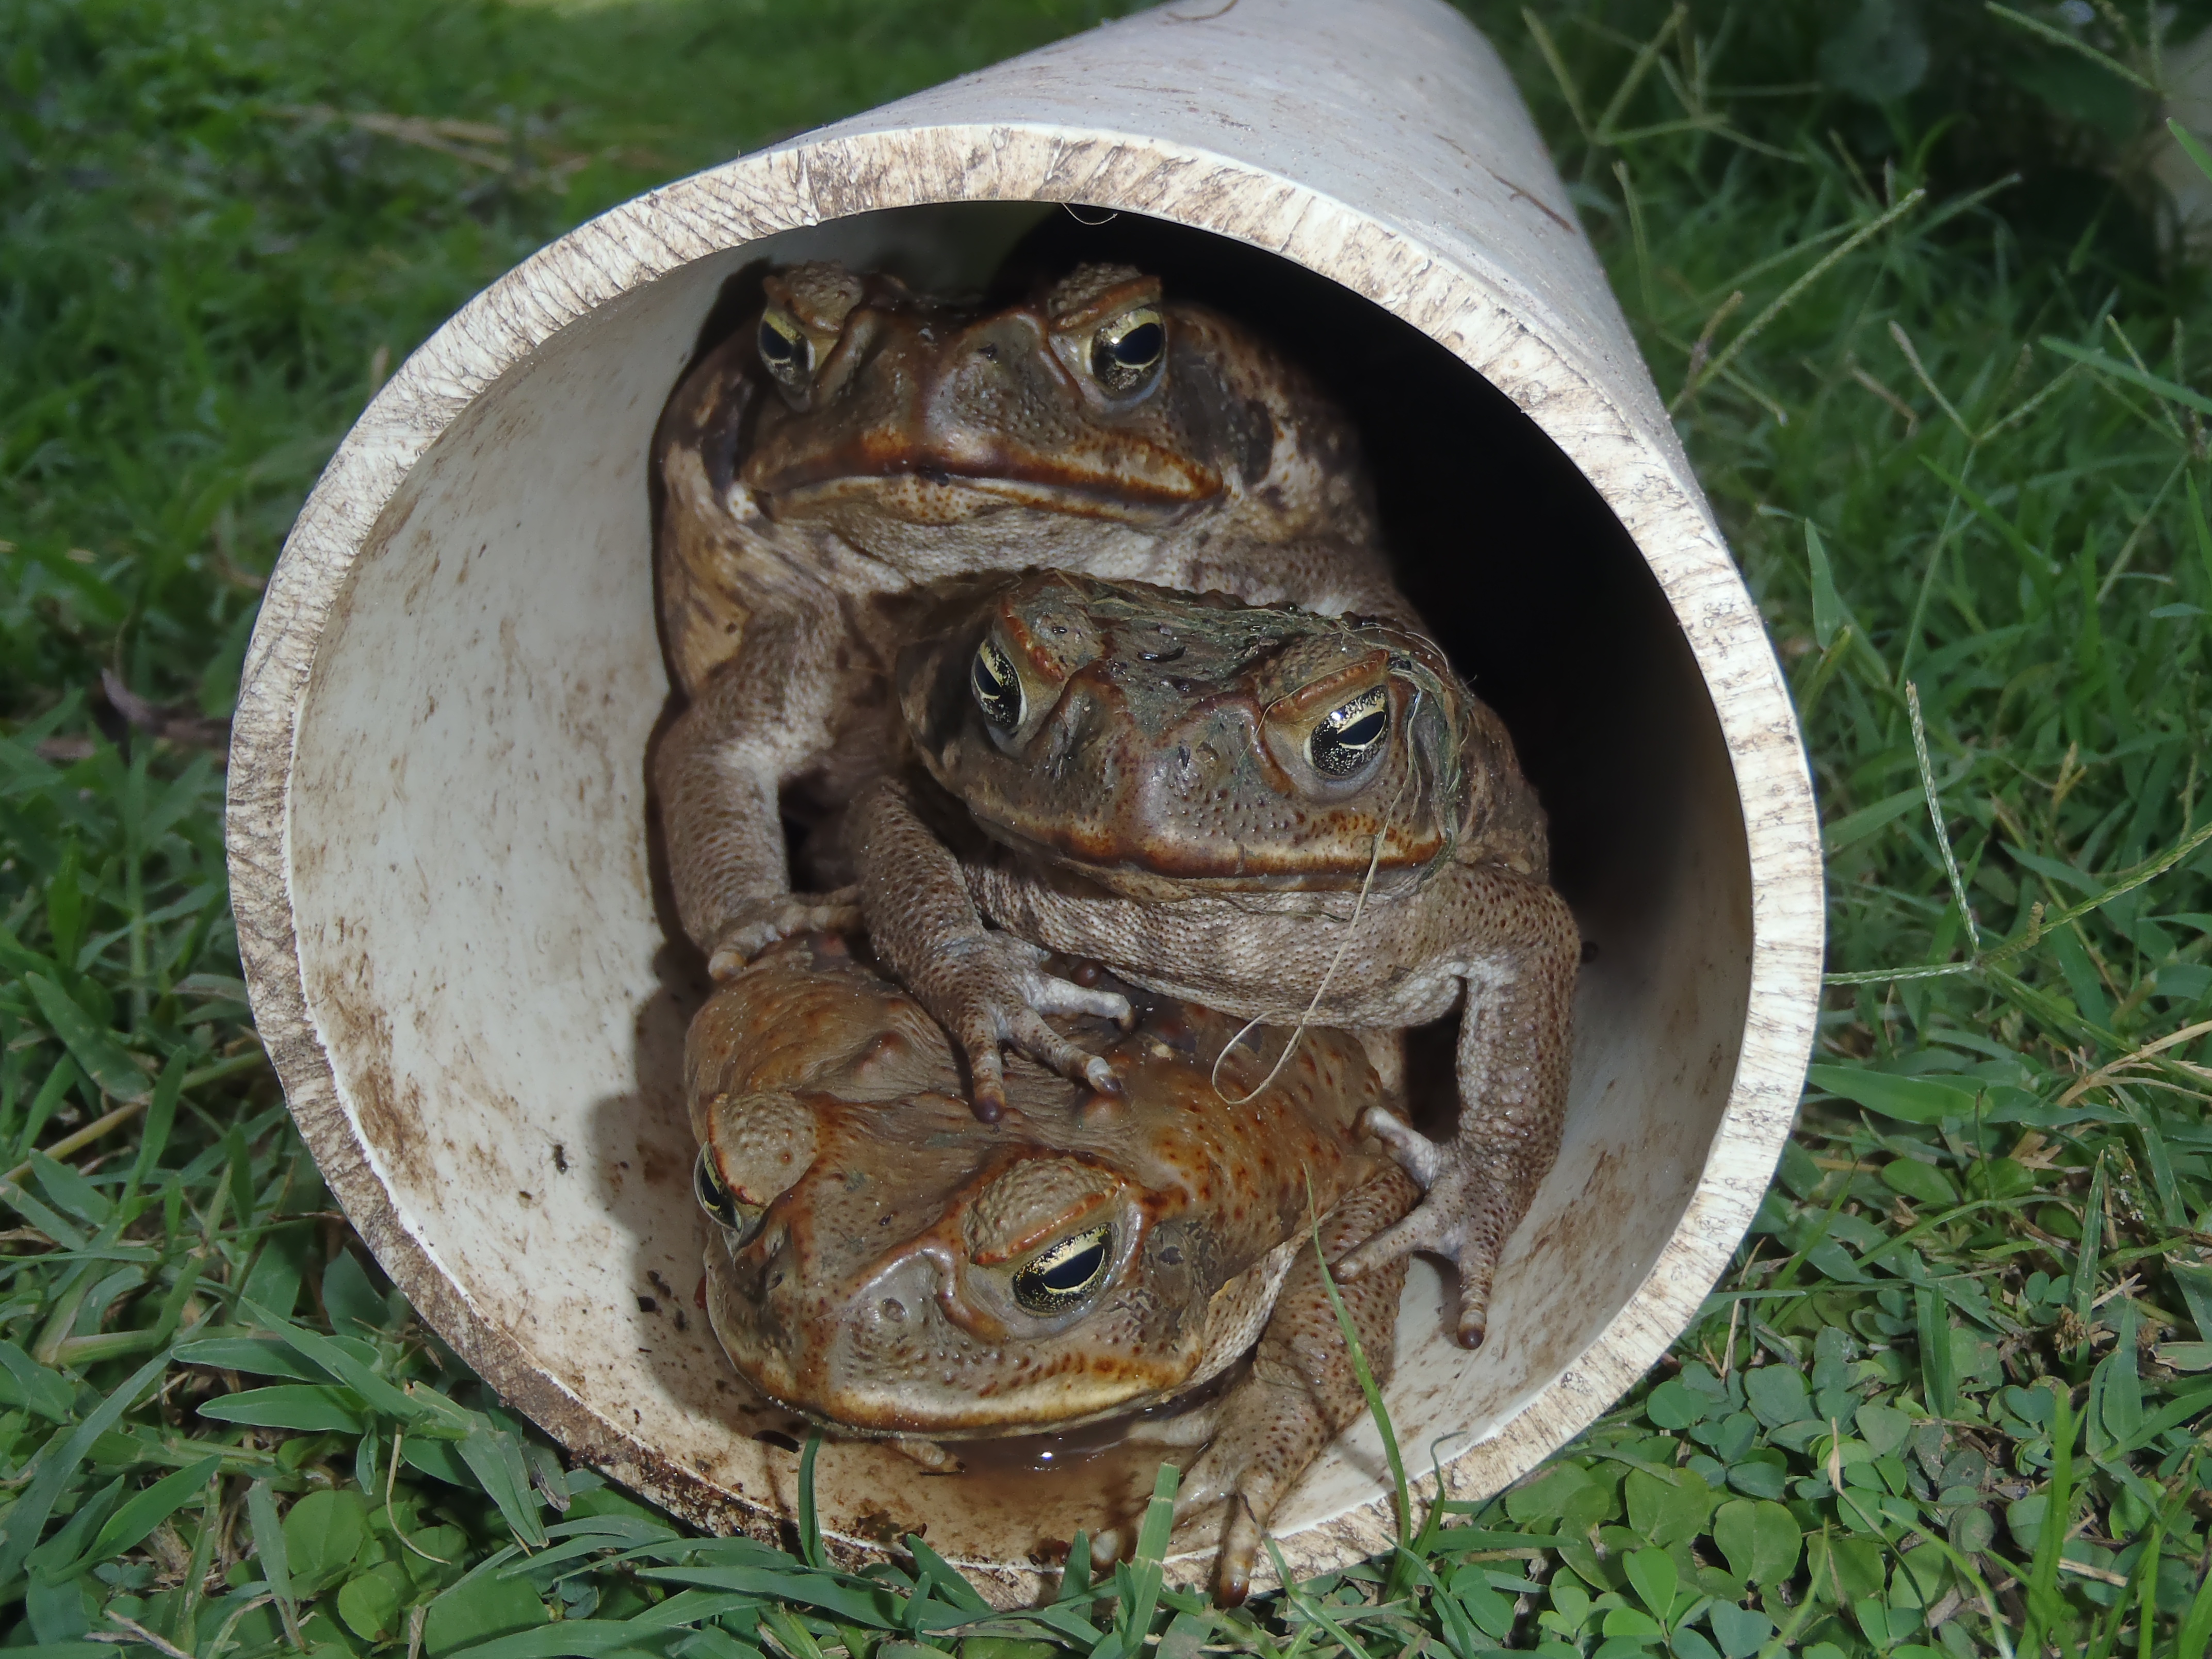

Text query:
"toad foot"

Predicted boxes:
[[706, 889, 865, 979], [933, 931, 1129, 1120], [1336, 1104, 1523, 1349]]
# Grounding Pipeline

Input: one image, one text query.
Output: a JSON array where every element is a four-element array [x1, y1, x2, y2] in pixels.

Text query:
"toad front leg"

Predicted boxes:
[[1336, 863, 1579, 1348], [955, 847, 1575, 1342], [852, 775, 1129, 1119], [653, 609, 863, 976]]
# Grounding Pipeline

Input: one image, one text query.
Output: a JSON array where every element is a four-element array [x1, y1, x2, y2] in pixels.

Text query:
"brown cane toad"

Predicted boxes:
[[652, 262, 1411, 1009], [689, 932, 1416, 1602], [853, 572, 1579, 1347]]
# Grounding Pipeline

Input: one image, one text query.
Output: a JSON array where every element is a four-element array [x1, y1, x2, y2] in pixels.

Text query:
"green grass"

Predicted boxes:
[[5, 1, 2212, 1655]]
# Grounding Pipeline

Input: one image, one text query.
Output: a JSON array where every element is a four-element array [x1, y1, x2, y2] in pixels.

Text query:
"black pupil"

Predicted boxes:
[[758, 319, 798, 364], [695, 1150, 734, 1221], [1026, 1239, 1106, 1300], [973, 646, 1020, 729], [1310, 698, 1389, 776], [1109, 320, 1162, 366], [1335, 710, 1386, 749], [1038, 1238, 1104, 1292]]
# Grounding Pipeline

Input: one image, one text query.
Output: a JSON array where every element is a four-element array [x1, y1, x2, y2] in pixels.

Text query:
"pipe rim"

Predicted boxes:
[[226, 119, 1825, 1592]]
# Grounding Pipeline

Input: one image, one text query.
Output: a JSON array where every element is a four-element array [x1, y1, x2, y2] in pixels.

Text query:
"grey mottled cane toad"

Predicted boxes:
[[689, 932, 1416, 1602], [852, 572, 1579, 1347]]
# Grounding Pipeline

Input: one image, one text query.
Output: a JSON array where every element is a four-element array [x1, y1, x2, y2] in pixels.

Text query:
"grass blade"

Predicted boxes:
[[1986, 4, 2156, 92], [1672, 188, 1926, 410], [1112, 1461, 1179, 1658], [1307, 1190, 1408, 1548], [1915, 1287, 1956, 1421], [796, 1429, 825, 1570], [2170, 117, 2212, 183], [0, 1338, 184, 1587], [79, 1453, 222, 1570], [23, 973, 150, 1103], [246, 1477, 303, 1649], [637, 1566, 896, 1628], [2039, 337, 2212, 418], [2073, 1154, 2108, 1353], [2022, 1385, 2080, 1658], [2178, 1564, 2212, 1659], [1806, 521, 1842, 650], [459, 1425, 548, 1550]]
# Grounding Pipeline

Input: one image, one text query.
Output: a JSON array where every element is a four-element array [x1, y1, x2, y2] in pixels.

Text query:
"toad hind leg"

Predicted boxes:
[[1337, 865, 1576, 1349], [1172, 1165, 1419, 1604]]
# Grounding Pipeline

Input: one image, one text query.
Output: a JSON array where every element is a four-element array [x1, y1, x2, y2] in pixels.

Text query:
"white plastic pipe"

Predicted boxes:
[[229, 0, 1823, 1601]]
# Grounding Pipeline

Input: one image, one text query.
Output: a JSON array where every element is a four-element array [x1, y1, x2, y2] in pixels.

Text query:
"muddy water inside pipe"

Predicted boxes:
[[740, 1389, 1224, 1560], [889, 1385, 1233, 1563]]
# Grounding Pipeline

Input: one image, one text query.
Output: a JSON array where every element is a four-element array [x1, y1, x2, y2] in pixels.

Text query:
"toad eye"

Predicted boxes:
[[1011, 1223, 1114, 1315], [695, 1148, 763, 1244], [1307, 687, 1390, 777], [756, 308, 812, 388], [1089, 305, 1166, 396], [971, 638, 1024, 731]]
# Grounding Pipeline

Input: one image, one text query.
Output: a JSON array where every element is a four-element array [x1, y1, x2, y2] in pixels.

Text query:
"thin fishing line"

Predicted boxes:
[[1211, 684, 1429, 1108]]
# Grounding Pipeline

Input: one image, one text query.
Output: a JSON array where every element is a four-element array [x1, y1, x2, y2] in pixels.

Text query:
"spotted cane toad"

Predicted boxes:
[[853, 572, 1578, 1347], [652, 262, 1409, 1012], [690, 932, 1416, 1601]]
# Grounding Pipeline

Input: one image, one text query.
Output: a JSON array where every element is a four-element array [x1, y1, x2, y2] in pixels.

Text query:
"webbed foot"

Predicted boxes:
[[929, 930, 1131, 1120], [1335, 1105, 1526, 1349], [1167, 1465, 1269, 1605], [886, 1438, 963, 1473]]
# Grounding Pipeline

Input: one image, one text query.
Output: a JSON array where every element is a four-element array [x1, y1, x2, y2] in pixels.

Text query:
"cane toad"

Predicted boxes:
[[690, 932, 1416, 1602], [854, 572, 1579, 1346], [652, 262, 1410, 1024]]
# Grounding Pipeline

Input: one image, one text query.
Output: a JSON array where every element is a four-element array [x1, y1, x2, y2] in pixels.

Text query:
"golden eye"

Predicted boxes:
[[1088, 305, 1166, 396], [695, 1148, 762, 1243], [756, 308, 812, 388], [971, 638, 1024, 731], [1307, 687, 1389, 778], [1011, 1223, 1114, 1315]]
